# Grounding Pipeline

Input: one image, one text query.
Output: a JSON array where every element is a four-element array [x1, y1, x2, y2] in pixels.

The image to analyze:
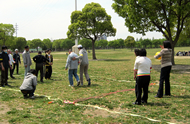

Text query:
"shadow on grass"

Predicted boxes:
[[89, 59, 130, 62], [152, 64, 190, 74], [34, 95, 46, 99], [174, 95, 190, 99], [147, 102, 172, 106], [74, 84, 99, 89]]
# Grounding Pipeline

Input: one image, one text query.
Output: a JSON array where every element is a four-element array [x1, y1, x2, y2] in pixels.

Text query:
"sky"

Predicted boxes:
[[0, 0, 164, 41]]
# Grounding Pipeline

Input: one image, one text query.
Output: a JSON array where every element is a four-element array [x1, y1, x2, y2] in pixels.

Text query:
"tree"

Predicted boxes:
[[79, 38, 92, 49], [108, 40, 119, 50], [13, 37, 27, 51], [141, 39, 152, 48], [42, 38, 52, 50], [97, 40, 108, 49], [67, 2, 116, 59], [52, 39, 63, 51], [117, 38, 125, 48], [112, 0, 190, 65], [30, 39, 43, 51], [124, 36, 135, 51], [61, 39, 75, 50], [0, 23, 15, 46]]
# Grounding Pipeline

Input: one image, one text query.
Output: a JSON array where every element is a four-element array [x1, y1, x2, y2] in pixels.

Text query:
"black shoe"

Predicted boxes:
[[141, 100, 147, 104], [154, 95, 162, 98], [11, 76, 15, 79], [77, 80, 80, 86], [164, 94, 171, 96], [0, 85, 5, 87], [5, 84, 11, 86], [133, 102, 141, 105], [88, 78, 91, 86]]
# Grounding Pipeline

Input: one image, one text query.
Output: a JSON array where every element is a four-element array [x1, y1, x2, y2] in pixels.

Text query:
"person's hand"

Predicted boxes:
[[25, 65, 27, 67], [134, 76, 136, 80], [2, 66, 5, 71], [10, 66, 12, 70], [72, 57, 76, 60], [65, 68, 67, 70], [13, 62, 16, 64]]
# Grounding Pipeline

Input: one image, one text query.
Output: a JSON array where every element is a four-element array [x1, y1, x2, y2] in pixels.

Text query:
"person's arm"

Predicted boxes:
[[133, 60, 138, 80], [72, 51, 83, 60], [1, 62, 4, 71], [32, 76, 37, 89], [154, 50, 163, 59], [0, 55, 4, 71], [51, 55, 53, 65], [11, 55, 15, 63], [22, 53, 27, 67], [65, 56, 71, 70], [18, 54, 21, 64], [134, 70, 137, 80], [8, 56, 12, 70], [33, 56, 37, 62]]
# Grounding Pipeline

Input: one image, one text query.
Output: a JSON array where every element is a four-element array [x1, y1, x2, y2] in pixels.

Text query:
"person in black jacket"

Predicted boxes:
[[0, 46, 12, 87], [13, 49, 21, 74], [33, 51, 49, 82]]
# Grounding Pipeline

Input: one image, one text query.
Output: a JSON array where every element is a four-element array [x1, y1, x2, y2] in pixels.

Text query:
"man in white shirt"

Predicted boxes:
[[133, 49, 152, 105], [7, 49, 15, 79]]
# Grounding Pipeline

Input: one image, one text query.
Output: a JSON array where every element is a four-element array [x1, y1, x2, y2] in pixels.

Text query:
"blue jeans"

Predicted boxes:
[[68, 69, 79, 86]]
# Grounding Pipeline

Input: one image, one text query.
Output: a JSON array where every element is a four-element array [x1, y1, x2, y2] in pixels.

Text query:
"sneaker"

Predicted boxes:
[[29, 96, 35, 99], [0, 85, 5, 87], [5, 84, 11, 86], [77, 80, 80, 86], [69, 85, 74, 87], [11, 76, 15, 79], [88, 78, 91, 86]]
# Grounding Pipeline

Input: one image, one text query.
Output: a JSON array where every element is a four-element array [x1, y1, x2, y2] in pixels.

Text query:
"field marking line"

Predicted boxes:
[[0, 87, 176, 124]]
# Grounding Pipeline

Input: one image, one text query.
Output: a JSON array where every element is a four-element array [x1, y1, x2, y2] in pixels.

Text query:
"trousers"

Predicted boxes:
[[45, 66, 52, 79], [13, 63, 19, 74], [1, 68, 8, 85], [80, 64, 90, 84], [36, 63, 43, 81]]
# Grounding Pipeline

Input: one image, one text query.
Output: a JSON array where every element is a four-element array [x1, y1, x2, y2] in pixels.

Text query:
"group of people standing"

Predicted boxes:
[[133, 40, 172, 105]]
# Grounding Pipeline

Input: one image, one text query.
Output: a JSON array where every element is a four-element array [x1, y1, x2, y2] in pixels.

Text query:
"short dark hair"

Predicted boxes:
[[24, 45, 29, 49], [28, 69, 36, 75], [163, 40, 172, 49], [38, 51, 42, 54], [134, 49, 140, 56], [2, 45, 7, 50], [140, 48, 147, 56]]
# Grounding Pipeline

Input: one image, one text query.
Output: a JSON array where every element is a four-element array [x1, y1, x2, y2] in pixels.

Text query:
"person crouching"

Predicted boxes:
[[20, 69, 37, 99]]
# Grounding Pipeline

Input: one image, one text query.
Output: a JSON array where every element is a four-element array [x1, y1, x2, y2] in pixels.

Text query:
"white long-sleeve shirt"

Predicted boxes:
[[8, 54, 15, 65]]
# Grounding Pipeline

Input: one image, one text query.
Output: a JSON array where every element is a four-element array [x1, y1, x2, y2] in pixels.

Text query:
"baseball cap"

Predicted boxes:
[[15, 49, 18, 51], [77, 45, 82, 48]]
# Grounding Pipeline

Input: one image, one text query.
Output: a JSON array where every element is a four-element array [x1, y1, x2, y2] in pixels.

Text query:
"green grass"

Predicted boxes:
[[0, 47, 190, 123]]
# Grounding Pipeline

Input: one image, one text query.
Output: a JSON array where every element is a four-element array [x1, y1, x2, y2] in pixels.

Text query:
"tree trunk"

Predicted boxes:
[[92, 40, 97, 60], [171, 44, 175, 65]]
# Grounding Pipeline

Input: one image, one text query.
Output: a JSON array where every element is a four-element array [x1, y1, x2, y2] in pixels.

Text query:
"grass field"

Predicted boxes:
[[0, 47, 190, 124]]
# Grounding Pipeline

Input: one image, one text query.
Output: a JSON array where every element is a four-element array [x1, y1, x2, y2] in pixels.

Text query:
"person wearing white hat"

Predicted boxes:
[[72, 45, 91, 86], [13, 49, 21, 74]]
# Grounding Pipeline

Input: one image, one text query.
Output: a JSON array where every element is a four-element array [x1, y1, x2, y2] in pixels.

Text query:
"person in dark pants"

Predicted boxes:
[[0, 46, 12, 87], [33, 51, 49, 82], [133, 49, 152, 105], [13, 49, 21, 74], [20, 69, 37, 99], [45, 49, 53, 80], [154, 41, 172, 98]]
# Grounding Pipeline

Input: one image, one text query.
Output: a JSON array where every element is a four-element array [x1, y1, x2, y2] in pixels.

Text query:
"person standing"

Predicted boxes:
[[45, 49, 53, 80], [33, 51, 49, 82], [0, 46, 12, 87], [133, 49, 152, 105], [22, 46, 32, 77], [13, 49, 21, 74], [72, 45, 91, 86], [65, 49, 80, 87], [7, 49, 15, 79], [154, 41, 172, 98]]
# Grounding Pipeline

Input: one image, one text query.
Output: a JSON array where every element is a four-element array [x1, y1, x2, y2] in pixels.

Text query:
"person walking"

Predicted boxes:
[[133, 49, 152, 105], [13, 49, 21, 74], [45, 49, 53, 80], [72, 45, 91, 86], [154, 41, 172, 98], [7, 49, 15, 79], [33, 51, 49, 82], [65, 49, 80, 87], [22, 46, 32, 77], [0, 46, 12, 87]]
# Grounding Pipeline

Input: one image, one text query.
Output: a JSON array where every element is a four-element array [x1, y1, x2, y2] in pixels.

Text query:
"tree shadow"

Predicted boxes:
[[146, 102, 172, 106], [173, 95, 190, 99], [89, 59, 130, 62], [152, 64, 190, 74]]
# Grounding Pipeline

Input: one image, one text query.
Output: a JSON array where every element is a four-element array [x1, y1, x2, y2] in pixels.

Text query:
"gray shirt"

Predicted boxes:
[[65, 52, 79, 70], [20, 73, 37, 90], [75, 48, 89, 65], [22, 50, 32, 67]]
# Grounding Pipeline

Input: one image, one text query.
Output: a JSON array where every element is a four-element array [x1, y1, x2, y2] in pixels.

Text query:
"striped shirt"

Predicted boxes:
[[134, 57, 152, 77]]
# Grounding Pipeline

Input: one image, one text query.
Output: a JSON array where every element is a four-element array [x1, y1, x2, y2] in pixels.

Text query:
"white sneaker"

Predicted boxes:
[[30, 96, 35, 99], [69, 85, 74, 87], [77, 80, 80, 86]]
